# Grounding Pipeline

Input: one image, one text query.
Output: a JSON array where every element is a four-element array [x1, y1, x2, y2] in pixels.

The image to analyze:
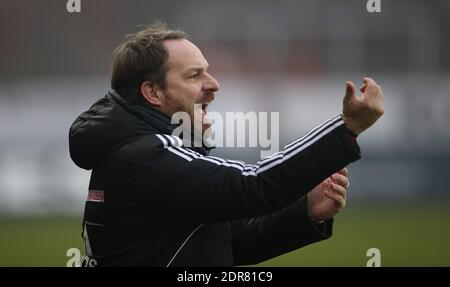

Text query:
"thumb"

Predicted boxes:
[[343, 81, 356, 104]]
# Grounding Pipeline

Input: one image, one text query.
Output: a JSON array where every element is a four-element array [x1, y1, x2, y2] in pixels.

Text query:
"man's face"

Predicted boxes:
[[158, 39, 220, 134]]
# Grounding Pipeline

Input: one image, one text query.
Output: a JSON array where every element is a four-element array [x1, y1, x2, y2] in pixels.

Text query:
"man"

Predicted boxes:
[[69, 23, 383, 266]]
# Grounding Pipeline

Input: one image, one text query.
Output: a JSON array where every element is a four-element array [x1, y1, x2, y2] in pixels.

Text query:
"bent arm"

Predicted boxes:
[[230, 196, 332, 266], [139, 114, 360, 224]]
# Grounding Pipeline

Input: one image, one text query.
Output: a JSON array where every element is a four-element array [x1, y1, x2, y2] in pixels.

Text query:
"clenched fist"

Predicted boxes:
[[342, 77, 384, 136]]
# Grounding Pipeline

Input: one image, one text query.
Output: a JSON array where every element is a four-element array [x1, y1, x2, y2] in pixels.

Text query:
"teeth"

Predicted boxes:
[[195, 103, 211, 125], [197, 102, 210, 112]]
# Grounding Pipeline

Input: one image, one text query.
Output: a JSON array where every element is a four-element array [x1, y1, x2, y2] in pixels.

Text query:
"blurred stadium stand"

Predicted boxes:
[[0, 0, 449, 215]]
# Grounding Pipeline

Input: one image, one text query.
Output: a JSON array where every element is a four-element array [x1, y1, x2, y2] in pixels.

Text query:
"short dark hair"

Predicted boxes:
[[111, 22, 187, 104]]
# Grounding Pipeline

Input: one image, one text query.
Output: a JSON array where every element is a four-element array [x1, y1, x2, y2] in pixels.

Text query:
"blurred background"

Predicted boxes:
[[0, 0, 449, 266]]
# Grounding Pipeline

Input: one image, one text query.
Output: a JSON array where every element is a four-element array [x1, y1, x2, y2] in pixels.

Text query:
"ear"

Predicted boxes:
[[140, 81, 162, 106]]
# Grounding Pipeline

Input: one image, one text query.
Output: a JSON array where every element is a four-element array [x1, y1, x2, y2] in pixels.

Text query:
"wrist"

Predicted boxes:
[[306, 195, 325, 224], [341, 114, 362, 136]]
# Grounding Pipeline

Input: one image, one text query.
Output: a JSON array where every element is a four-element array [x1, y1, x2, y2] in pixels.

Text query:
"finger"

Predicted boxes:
[[365, 82, 380, 96], [325, 190, 346, 209], [331, 174, 349, 190], [363, 77, 376, 86], [337, 167, 348, 177], [343, 81, 356, 104], [360, 84, 367, 93], [364, 84, 384, 109], [329, 182, 347, 198]]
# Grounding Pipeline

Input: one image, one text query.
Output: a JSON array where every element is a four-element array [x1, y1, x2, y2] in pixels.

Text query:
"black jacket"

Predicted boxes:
[[69, 90, 361, 266]]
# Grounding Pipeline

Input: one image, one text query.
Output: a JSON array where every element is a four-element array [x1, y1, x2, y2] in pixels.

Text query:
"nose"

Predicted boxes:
[[203, 73, 220, 92]]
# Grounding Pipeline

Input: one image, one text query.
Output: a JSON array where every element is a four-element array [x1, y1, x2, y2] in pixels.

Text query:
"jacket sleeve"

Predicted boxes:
[[230, 196, 333, 266], [138, 114, 360, 224]]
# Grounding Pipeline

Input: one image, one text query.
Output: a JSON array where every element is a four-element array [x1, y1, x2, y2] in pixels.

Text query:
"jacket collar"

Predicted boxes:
[[109, 89, 176, 135]]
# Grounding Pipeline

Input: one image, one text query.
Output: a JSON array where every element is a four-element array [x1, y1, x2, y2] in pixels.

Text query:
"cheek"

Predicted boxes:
[[171, 84, 199, 108], [163, 91, 193, 116]]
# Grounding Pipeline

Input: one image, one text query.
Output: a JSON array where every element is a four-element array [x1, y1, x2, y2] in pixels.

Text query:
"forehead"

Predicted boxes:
[[163, 39, 207, 70]]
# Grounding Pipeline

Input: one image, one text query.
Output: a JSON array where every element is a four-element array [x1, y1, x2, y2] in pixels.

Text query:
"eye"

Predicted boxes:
[[189, 73, 199, 79]]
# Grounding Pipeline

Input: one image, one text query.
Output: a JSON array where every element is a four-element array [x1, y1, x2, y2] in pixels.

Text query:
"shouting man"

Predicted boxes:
[[69, 23, 384, 266]]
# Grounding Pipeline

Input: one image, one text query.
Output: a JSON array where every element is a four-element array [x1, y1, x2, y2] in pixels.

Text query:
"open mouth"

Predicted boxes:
[[195, 102, 210, 121]]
